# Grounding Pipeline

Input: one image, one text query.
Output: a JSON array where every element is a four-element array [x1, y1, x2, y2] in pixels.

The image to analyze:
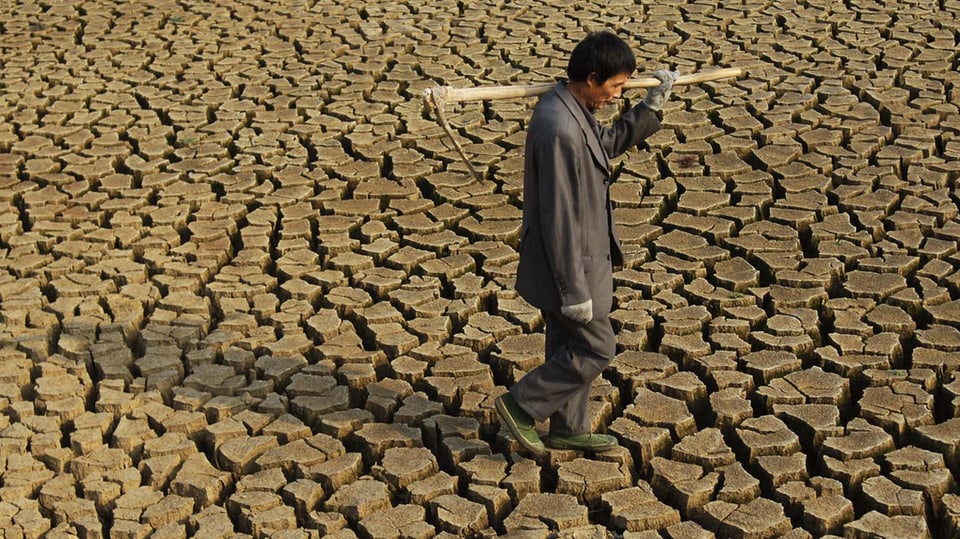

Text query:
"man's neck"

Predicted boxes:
[[565, 80, 593, 113]]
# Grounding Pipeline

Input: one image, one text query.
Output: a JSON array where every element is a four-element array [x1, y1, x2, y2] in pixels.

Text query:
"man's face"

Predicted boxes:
[[585, 72, 629, 112]]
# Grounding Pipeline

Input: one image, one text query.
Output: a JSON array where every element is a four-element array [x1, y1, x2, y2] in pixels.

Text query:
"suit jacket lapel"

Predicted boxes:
[[554, 83, 610, 175]]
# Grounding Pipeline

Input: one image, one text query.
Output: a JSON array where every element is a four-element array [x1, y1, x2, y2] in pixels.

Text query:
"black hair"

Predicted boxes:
[[567, 31, 636, 83]]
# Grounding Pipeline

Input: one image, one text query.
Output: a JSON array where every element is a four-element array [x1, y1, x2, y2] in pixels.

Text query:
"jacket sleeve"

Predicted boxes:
[[533, 129, 591, 307], [598, 102, 660, 159]]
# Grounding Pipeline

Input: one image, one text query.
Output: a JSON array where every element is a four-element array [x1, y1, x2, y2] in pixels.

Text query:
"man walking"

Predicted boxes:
[[496, 31, 677, 455]]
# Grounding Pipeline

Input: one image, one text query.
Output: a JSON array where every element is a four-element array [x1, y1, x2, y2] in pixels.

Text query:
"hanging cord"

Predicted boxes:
[[424, 87, 484, 183]]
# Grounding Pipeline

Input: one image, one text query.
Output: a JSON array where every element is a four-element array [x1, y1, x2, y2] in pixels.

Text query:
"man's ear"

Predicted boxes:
[[587, 72, 600, 86]]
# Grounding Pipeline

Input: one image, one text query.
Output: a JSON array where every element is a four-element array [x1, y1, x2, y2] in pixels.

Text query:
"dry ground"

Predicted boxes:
[[1, 0, 960, 538]]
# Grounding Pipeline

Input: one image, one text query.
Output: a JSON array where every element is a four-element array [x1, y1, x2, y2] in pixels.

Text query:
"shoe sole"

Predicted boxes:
[[544, 439, 617, 452], [495, 397, 545, 457]]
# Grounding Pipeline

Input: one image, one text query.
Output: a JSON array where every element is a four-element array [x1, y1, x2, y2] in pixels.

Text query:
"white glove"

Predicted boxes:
[[561, 299, 593, 325], [643, 69, 679, 111]]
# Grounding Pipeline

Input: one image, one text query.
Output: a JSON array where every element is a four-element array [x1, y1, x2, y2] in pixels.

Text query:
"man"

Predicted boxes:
[[496, 31, 678, 455]]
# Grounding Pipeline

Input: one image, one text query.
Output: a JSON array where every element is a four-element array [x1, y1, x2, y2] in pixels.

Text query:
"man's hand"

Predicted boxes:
[[561, 299, 593, 325], [642, 69, 680, 111]]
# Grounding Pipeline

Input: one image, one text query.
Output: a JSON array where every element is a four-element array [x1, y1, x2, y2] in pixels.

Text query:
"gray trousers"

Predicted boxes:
[[509, 310, 616, 436]]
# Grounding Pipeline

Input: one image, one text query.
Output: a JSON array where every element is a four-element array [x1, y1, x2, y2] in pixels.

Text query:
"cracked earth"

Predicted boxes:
[[2, 1, 960, 538]]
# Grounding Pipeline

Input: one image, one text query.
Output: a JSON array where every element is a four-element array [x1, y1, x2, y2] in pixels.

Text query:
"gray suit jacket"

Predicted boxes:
[[516, 82, 659, 319]]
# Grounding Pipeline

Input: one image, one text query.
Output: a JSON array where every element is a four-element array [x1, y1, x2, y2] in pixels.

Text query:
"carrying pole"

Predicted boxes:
[[423, 67, 745, 181]]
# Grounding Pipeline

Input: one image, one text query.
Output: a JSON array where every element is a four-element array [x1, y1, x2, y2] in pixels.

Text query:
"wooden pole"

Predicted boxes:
[[422, 67, 745, 182], [424, 67, 744, 107]]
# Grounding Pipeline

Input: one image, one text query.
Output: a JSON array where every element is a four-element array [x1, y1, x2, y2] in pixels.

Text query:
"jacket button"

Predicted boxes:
[[606, 254, 610, 260]]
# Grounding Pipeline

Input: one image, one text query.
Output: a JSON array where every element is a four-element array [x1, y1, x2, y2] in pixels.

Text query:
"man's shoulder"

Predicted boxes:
[[534, 87, 568, 114], [530, 93, 578, 138]]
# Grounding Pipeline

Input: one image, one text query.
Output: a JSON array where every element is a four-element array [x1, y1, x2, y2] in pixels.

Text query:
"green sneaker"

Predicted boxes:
[[543, 433, 618, 452], [495, 393, 545, 457]]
